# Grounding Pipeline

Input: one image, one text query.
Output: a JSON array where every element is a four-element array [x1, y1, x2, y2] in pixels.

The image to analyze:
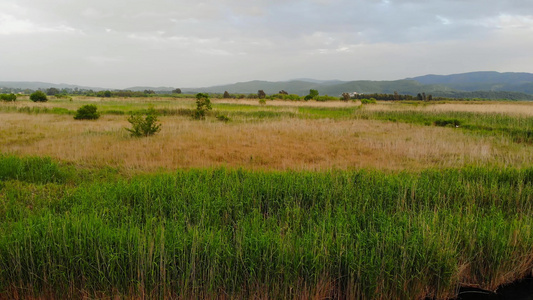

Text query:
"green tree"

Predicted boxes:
[[257, 90, 266, 99], [223, 91, 231, 98], [0, 93, 17, 101], [30, 91, 48, 102], [126, 107, 161, 137], [74, 104, 100, 120], [304, 89, 319, 101], [194, 93, 212, 120], [173, 88, 182, 94], [46, 87, 60, 96]]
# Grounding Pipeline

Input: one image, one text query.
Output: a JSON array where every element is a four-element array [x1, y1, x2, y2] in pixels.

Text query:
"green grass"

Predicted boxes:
[[353, 109, 533, 144], [1, 155, 533, 298]]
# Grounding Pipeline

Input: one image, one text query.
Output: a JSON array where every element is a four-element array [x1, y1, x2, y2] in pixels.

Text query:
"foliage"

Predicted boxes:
[[194, 93, 212, 120], [259, 98, 266, 105], [304, 89, 319, 101], [46, 87, 60, 96], [223, 91, 231, 98], [0, 93, 17, 101], [2, 156, 533, 298], [315, 95, 338, 102], [126, 107, 161, 137], [216, 114, 231, 122], [257, 90, 266, 99], [360, 98, 377, 104], [173, 88, 182, 94], [341, 93, 351, 101], [74, 104, 100, 120], [30, 90, 48, 102]]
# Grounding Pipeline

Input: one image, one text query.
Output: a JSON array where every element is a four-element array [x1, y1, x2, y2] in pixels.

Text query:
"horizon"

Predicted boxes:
[[2, 70, 533, 91]]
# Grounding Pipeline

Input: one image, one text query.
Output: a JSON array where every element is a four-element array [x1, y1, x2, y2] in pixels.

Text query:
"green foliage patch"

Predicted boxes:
[[2, 155, 533, 298], [74, 104, 100, 120]]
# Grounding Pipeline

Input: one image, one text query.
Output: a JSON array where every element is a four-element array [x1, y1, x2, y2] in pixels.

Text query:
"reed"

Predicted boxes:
[[1, 155, 533, 299]]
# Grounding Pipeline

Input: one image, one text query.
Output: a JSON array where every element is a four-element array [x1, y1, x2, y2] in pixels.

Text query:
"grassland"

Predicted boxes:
[[1, 97, 533, 299]]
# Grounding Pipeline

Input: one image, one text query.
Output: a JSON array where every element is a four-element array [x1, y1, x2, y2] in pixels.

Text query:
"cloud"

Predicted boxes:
[[1, 0, 532, 87]]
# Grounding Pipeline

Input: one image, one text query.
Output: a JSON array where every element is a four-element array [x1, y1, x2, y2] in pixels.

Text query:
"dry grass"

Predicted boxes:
[[1, 111, 531, 172], [362, 101, 533, 116]]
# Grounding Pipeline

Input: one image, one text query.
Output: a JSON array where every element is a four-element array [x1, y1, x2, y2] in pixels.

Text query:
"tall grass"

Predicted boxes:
[[1, 156, 533, 298], [353, 109, 533, 144]]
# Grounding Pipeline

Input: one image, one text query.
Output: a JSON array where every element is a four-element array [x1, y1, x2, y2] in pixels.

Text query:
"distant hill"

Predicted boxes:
[[0, 81, 105, 91], [408, 71, 533, 93], [123, 86, 176, 92], [2, 71, 533, 100], [186, 79, 455, 96]]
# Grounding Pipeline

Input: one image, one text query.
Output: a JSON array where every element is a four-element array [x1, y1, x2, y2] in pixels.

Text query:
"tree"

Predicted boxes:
[[126, 106, 161, 137], [74, 104, 100, 120], [0, 93, 17, 101], [304, 89, 319, 101], [223, 91, 231, 98], [341, 93, 351, 101], [46, 87, 60, 96], [279, 90, 288, 95], [173, 88, 182, 94], [30, 91, 48, 102], [257, 90, 266, 99], [194, 93, 212, 120]]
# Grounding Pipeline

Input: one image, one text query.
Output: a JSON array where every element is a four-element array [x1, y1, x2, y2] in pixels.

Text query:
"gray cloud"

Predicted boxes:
[[1, 0, 532, 88]]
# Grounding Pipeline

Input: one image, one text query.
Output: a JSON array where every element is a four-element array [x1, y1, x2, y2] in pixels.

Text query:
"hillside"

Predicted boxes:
[[408, 71, 533, 93], [2, 71, 533, 99]]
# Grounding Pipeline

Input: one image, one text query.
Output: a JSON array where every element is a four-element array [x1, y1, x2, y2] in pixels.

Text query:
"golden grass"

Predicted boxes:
[[1, 111, 531, 172], [362, 101, 533, 116]]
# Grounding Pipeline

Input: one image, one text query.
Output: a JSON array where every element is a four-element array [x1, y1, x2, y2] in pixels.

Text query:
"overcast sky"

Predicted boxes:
[[1, 0, 532, 88]]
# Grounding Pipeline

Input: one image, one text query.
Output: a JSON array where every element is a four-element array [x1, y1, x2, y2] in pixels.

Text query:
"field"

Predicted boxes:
[[1, 96, 533, 299]]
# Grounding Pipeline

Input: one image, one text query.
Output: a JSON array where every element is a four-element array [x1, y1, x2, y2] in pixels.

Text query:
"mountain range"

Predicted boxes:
[[2, 71, 533, 100]]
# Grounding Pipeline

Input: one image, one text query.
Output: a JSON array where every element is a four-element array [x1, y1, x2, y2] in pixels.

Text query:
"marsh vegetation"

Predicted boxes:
[[1, 96, 533, 298]]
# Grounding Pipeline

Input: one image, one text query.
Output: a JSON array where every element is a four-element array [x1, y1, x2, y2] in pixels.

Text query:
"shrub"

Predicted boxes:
[[194, 93, 212, 120], [126, 107, 161, 137], [216, 115, 230, 122], [258, 90, 266, 99], [0, 93, 17, 101], [259, 98, 266, 105], [361, 98, 377, 104], [74, 104, 100, 120], [223, 91, 231, 98], [30, 91, 48, 102], [304, 89, 319, 101], [315, 95, 337, 102]]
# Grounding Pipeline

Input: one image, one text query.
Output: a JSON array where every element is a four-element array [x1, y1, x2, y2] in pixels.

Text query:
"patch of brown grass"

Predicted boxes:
[[1, 111, 531, 172]]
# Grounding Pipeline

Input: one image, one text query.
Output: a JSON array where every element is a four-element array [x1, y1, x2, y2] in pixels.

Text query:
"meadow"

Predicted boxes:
[[1, 96, 533, 299]]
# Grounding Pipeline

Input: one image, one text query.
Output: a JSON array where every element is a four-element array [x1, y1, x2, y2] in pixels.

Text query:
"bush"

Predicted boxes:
[[361, 98, 377, 104], [194, 93, 212, 120], [74, 104, 100, 120], [126, 107, 161, 137], [216, 115, 230, 122], [30, 91, 48, 102], [0, 93, 17, 101]]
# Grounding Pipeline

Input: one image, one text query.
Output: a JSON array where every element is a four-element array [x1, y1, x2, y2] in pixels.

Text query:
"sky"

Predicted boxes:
[[1, 0, 532, 89]]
